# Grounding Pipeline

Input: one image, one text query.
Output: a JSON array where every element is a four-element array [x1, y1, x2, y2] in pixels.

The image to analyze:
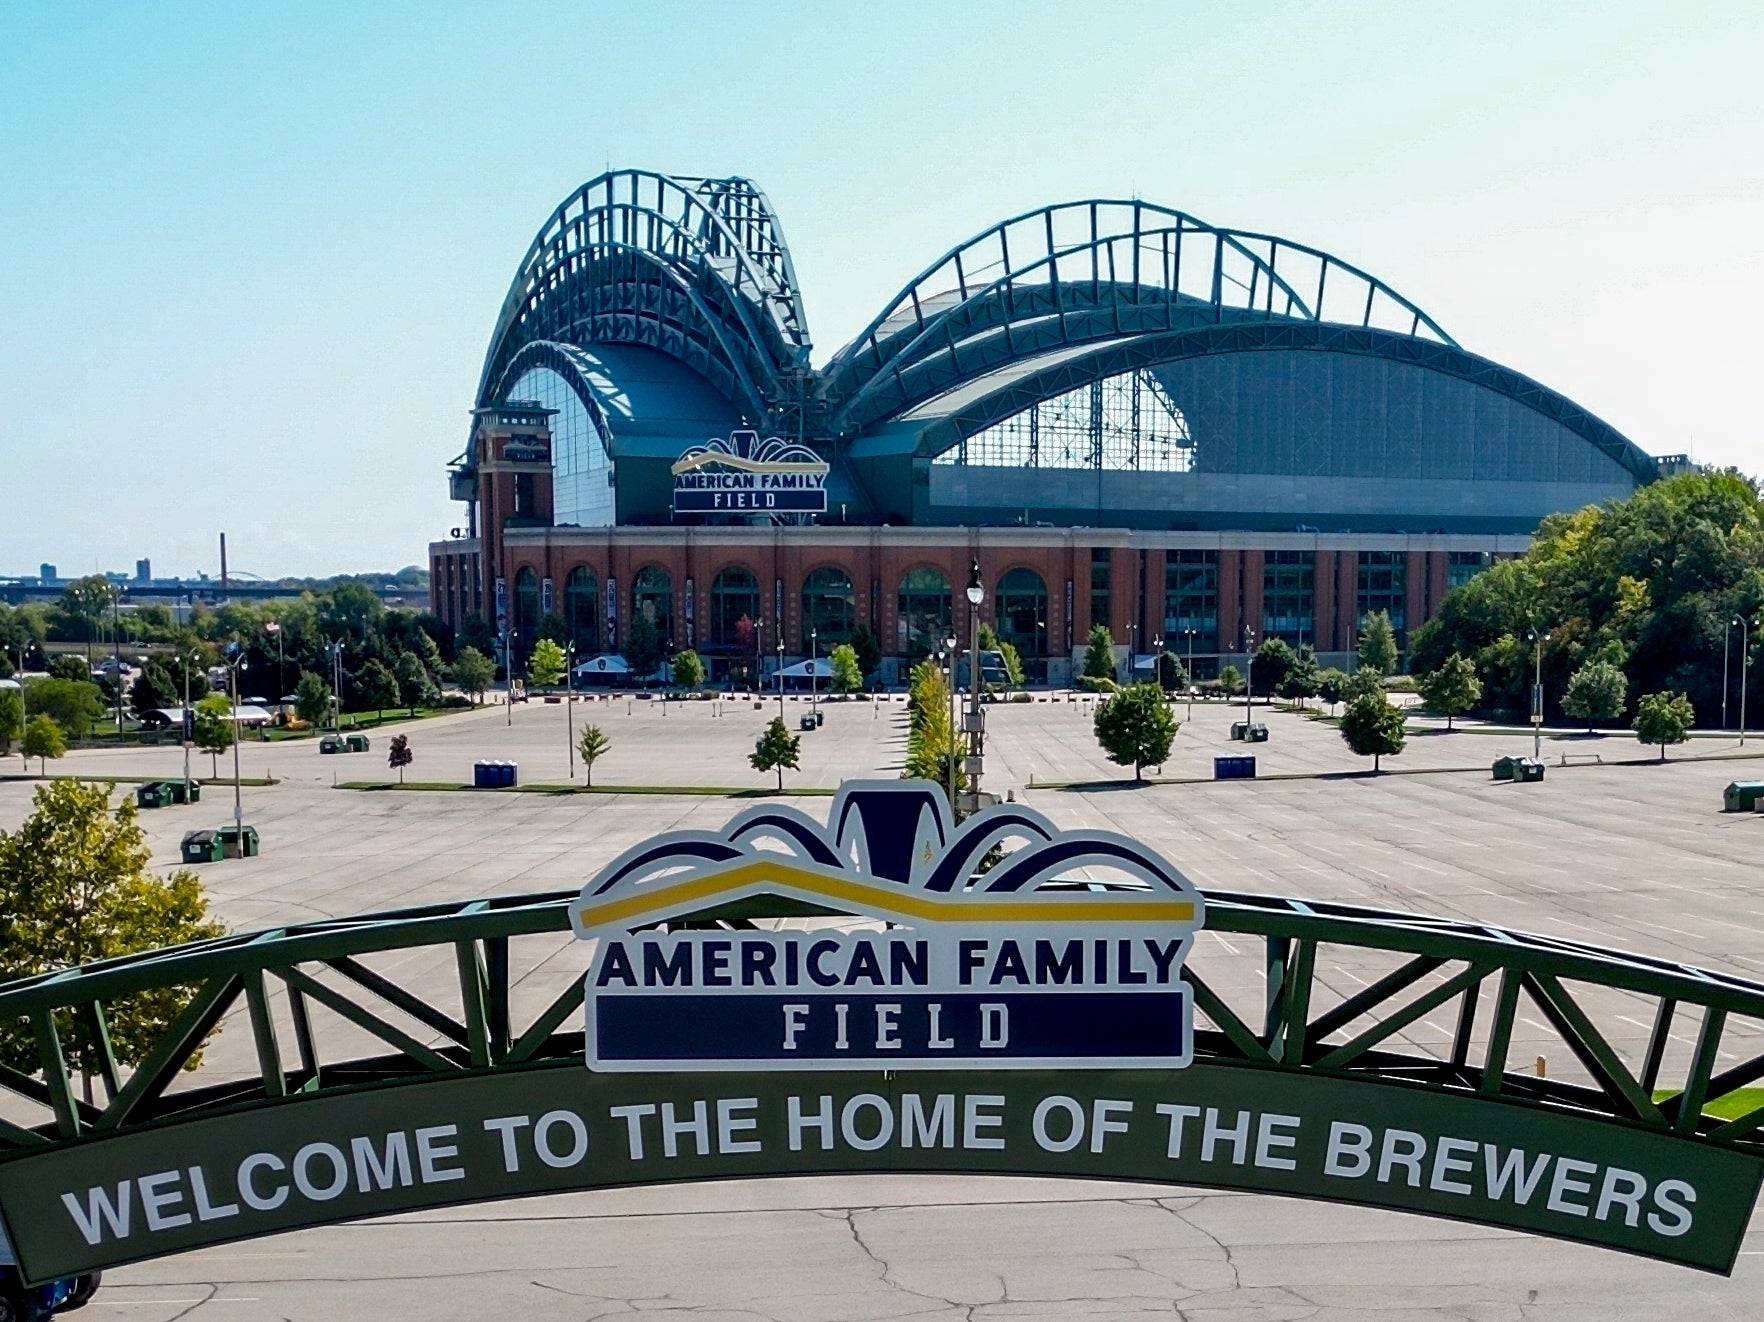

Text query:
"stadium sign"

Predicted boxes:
[[671, 429, 829, 514], [571, 782, 1203, 1071]]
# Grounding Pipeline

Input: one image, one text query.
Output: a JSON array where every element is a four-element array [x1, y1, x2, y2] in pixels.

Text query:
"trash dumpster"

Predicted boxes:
[[1229, 721, 1249, 741], [1724, 781, 1764, 812], [798, 713, 816, 731], [320, 735, 345, 754], [1214, 755, 1257, 780], [1492, 756, 1519, 781], [180, 830, 223, 863], [346, 733, 370, 753], [1513, 757, 1546, 782], [163, 779, 197, 805], [1244, 722, 1269, 743], [216, 824, 261, 859], [135, 782, 169, 809]]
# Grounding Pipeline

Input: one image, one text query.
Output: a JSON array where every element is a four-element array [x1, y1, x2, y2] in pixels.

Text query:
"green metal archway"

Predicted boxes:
[[2, 881, 1762, 1284]]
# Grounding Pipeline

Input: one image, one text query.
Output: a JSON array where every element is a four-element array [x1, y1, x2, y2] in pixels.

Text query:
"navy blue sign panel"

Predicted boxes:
[[571, 781, 1206, 1073]]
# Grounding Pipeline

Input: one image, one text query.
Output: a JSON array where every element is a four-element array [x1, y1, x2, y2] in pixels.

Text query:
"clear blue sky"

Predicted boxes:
[[3, 1, 1758, 578]]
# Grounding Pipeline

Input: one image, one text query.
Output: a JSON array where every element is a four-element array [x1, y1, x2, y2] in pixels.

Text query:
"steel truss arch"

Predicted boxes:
[[909, 321, 1658, 485], [485, 341, 618, 459], [823, 199, 1452, 427], [476, 170, 812, 422]]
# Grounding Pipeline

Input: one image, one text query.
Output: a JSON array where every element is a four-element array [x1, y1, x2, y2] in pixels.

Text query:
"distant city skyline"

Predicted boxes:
[[4, 1, 1759, 577]]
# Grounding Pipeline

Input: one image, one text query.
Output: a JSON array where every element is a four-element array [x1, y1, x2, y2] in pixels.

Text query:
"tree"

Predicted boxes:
[[1083, 625, 1117, 681], [22, 714, 64, 772], [1218, 663, 1243, 696], [828, 644, 862, 694], [978, 623, 1025, 688], [751, 716, 802, 791], [1562, 659, 1627, 732], [0, 688, 20, 756], [1277, 644, 1321, 707], [1416, 653, 1482, 731], [1340, 691, 1408, 772], [394, 650, 438, 713], [535, 612, 569, 645], [1251, 637, 1296, 698], [1357, 610, 1400, 677], [25, 677, 104, 740], [387, 733, 413, 783], [458, 614, 497, 662], [128, 661, 178, 720], [671, 648, 706, 691], [623, 612, 663, 680], [57, 575, 117, 662], [48, 654, 92, 683], [1093, 682, 1178, 782], [1634, 690, 1694, 761], [1317, 668, 1350, 712], [193, 693, 233, 776], [0, 780, 226, 1078], [848, 624, 882, 685], [293, 670, 332, 727], [1154, 651, 1188, 693], [578, 725, 610, 786], [528, 637, 567, 690], [1345, 667, 1385, 703], [452, 647, 495, 704], [357, 658, 400, 722]]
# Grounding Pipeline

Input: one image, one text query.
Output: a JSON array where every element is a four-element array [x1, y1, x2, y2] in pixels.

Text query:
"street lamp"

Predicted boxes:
[[175, 649, 199, 789], [329, 642, 344, 733], [776, 637, 785, 721], [810, 627, 819, 717], [1527, 629, 1551, 760], [1737, 616, 1751, 748], [1182, 627, 1196, 721], [265, 620, 283, 706], [224, 645, 248, 834], [963, 560, 985, 810], [565, 640, 577, 780], [1152, 634, 1164, 690], [943, 633, 958, 809], [1242, 626, 1258, 729]]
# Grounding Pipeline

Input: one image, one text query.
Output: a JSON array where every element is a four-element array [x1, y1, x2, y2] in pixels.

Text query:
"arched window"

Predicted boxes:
[[801, 567, 855, 651], [564, 567, 599, 654], [995, 568, 1048, 658], [897, 567, 951, 658], [631, 566, 673, 649], [710, 567, 761, 652], [513, 567, 541, 654]]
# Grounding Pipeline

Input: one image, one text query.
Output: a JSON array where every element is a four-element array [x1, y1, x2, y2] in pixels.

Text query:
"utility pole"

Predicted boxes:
[[1738, 616, 1751, 748], [1528, 629, 1550, 760], [963, 560, 986, 813], [566, 641, 577, 780], [226, 645, 247, 833]]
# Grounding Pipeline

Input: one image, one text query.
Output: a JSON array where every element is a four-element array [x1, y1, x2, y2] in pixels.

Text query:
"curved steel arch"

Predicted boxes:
[[823, 199, 1452, 422], [476, 170, 812, 423], [484, 341, 617, 458], [908, 321, 1658, 485], [2, 877, 1763, 1278]]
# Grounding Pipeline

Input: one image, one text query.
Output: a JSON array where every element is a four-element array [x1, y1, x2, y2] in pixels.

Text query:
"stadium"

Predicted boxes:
[[430, 169, 1662, 684]]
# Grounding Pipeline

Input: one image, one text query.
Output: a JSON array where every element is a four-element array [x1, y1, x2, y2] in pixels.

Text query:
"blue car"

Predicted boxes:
[[0, 1266, 101, 1320]]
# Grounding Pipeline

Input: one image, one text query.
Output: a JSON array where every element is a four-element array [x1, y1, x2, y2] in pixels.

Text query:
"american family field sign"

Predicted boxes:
[[670, 430, 829, 515], [0, 782, 1759, 1283]]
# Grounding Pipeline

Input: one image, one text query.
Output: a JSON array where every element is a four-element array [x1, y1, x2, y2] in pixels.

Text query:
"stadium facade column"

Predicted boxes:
[[1336, 553, 1358, 654], [1218, 551, 1243, 656], [1404, 550, 1427, 647], [1241, 550, 1266, 655], [1426, 552, 1449, 623], [1144, 548, 1167, 656], [1313, 551, 1337, 653]]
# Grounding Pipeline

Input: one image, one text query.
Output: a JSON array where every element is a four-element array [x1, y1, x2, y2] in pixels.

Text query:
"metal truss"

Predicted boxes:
[[475, 170, 812, 428], [913, 321, 1660, 484], [821, 200, 1455, 433], [2, 884, 1762, 1156], [933, 369, 1195, 472]]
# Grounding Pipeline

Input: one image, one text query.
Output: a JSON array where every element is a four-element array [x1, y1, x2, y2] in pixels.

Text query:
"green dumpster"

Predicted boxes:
[[135, 782, 169, 809], [798, 713, 816, 731], [320, 735, 345, 754], [1244, 722, 1269, 743], [1229, 721, 1249, 741], [346, 733, 370, 753], [217, 824, 261, 859], [1723, 781, 1764, 812], [1513, 757, 1546, 782], [1492, 756, 1519, 781], [180, 830, 223, 864]]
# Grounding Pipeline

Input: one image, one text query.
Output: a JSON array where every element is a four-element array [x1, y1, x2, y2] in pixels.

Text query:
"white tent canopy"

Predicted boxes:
[[573, 654, 632, 677], [773, 658, 835, 679]]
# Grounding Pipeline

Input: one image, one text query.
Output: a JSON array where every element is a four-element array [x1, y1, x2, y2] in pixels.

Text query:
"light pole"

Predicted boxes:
[[8, 641, 26, 769], [176, 649, 197, 789], [225, 645, 248, 834], [810, 627, 818, 717], [1527, 629, 1550, 760], [964, 560, 985, 811], [1152, 634, 1164, 691], [776, 638, 785, 721], [943, 634, 958, 809], [565, 640, 577, 780], [503, 617, 514, 727], [266, 620, 283, 705], [1182, 627, 1196, 721], [329, 642, 344, 733], [1243, 626, 1257, 729], [1738, 616, 1751, 748]]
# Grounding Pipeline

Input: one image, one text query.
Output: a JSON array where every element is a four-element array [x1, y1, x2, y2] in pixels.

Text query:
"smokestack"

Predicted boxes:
[[220, 532, 229, 589]]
